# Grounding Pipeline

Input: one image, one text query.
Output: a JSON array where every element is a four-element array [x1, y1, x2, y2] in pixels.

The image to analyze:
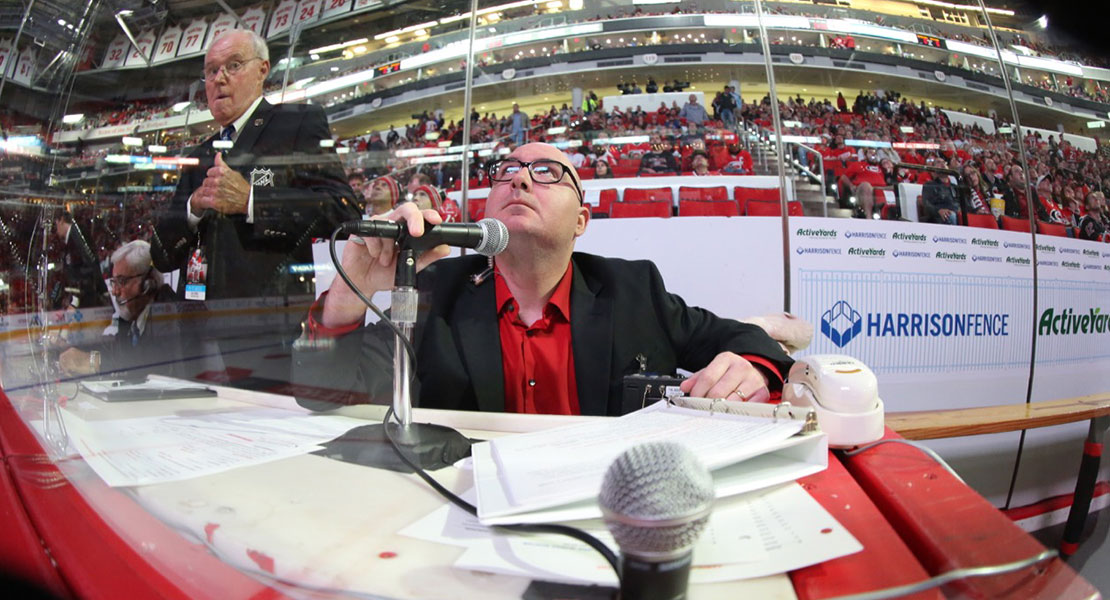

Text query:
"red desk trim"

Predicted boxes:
[[0, 391, 285, 600], [790, 451, 942, 600], [0, 427, 70, 597], [841, 428, 1099, 599]]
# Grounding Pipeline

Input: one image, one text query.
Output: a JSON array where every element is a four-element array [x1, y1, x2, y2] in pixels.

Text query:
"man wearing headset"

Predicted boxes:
[[59, 241, 188, 377], [295, 142, 792, 415]]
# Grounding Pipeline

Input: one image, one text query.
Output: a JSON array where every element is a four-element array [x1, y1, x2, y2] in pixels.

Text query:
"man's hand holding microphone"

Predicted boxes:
[[321, 203, 451, 328]]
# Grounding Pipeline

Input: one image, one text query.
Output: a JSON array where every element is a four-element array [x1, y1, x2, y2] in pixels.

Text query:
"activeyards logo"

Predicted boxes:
[[848, 247, 886, 258], [820, 300, 1011, 348], [893, 232, 927, 243], [1083, 249, 1100, 257], [1036, 243, 1056, 253], [1006, 256, 1031, 265], [1061, 261, 1080, 270], [936, 251, 967, 262], [1038, 307, 1110, 336], [971, 238, 999, 248], [796, 228, 838, 239]]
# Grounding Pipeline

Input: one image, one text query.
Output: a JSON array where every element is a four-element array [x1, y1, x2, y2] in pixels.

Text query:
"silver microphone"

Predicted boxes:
[[599, 441, 714, 600]]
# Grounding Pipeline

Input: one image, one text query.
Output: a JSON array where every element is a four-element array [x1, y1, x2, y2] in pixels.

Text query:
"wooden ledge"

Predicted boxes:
[[885, 393, 1110, 440]]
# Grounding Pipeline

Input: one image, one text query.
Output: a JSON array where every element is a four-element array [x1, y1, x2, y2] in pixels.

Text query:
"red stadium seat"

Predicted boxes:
[[1000, 215, 1031, 233], [596, 189, 618, 216], [678, 186, 703, 202], [966, 213, 999, 229], [624, 187, 673, 203], [466, 198, 486, 221], [618, 158, 641, 171], [734, 186, 781, 204], [744, 200, 804, 217], [1036, 221, 1069, 237], [610, 200, 672, 218], [577, 167, 595, 180], [678, 199, 740, 217], [612, 166, 638, 178], [678, 186, 728, 202]]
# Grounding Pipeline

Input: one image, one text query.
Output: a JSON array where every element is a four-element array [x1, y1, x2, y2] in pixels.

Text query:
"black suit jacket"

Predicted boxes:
[[76, 285, 203, 380], [59, 224, 107, 309], [294, 253, 794, 416], [154, 100, 360, 300]]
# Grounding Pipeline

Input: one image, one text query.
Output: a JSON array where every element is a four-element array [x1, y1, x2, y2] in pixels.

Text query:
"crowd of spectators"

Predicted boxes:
[[750, 89, 1110, 238], [44, 3, 1110, 141], [330, 82, 1110, 243]]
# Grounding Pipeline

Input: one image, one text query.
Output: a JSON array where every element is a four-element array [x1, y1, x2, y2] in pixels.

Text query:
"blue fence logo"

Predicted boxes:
[[821, 301, 862, 348]]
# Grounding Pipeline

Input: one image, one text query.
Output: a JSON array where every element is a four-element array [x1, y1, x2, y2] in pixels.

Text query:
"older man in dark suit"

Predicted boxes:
[[154, 30, 359, 301], [59, 240, 200, 379], [295, 143, 792, 415]]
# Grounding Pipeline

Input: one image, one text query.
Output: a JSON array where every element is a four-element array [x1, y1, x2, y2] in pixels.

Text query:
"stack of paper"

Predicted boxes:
[[473, 401, 828, 524], [401, 482, 862, 585], [61, 407, 366, 487]]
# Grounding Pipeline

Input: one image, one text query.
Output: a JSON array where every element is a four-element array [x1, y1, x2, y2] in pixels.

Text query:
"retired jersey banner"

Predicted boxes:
[[268, 0, 297, 38], [124, 28, 158, 67], [152, 25, 183, 63], [11, 46, 35, 85], [101, 34, 130, 68], [206, 13, 237, 49], [322, 0, 353, 18], [293, 0, 323, 26], [178, 19, 208, 57], [241, 4, 268, 36]]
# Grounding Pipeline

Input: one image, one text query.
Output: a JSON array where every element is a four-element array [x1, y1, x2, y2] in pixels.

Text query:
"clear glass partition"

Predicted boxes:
[[0, 0, 1108, 595]]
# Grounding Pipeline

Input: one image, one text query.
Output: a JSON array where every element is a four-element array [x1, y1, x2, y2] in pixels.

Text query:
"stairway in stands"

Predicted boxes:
[[744, 129, 853, 218]]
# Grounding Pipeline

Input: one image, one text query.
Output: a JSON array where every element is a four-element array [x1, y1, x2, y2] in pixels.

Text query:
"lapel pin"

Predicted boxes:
[[253, 118, 263, 127]]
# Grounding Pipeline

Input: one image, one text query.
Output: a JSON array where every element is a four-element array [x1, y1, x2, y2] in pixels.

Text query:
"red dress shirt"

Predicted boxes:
[[494, 264, 580, 415]]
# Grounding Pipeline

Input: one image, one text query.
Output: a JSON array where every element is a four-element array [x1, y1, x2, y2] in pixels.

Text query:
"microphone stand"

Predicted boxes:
[[324, 239, 472, 474]]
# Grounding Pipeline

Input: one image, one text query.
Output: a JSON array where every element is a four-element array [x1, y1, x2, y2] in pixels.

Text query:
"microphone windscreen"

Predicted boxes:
[[475, 218, 509, 256], [599, 442, 713, 559]]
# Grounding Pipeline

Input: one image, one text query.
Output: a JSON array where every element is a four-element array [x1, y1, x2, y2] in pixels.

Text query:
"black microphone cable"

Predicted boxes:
[[327, 224, 622, 580]]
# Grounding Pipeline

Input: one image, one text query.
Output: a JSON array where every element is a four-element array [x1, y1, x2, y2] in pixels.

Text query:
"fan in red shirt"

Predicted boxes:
[[837, 150, 894, 218]]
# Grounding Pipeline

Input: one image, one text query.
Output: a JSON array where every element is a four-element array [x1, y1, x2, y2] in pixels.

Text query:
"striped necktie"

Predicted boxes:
[[220, 124, 235, 142]]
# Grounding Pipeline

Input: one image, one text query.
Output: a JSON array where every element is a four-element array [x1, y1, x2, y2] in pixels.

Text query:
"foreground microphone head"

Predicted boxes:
[[473, 218, 509, 257], [599, 442, 713, 600]]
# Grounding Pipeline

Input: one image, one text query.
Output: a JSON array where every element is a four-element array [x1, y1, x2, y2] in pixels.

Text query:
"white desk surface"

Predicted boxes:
[[49, 385, 798, 599]]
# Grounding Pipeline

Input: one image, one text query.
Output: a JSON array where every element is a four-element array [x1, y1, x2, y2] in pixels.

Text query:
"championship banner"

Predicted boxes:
[[321, 0, 353, 18], [790, 217, 1037, 410], [268, 0, 297, 38], [152, 25, 183, 64], [206, 13, 237, 49], [293, 0, 323, 26], [11, 46, 35, 86], [0, 38, 13, 79], [101, 34, 130, 69], [178, 19, 208, 57], [124, 28, 158, 67], [241, 4, 268, 36]]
